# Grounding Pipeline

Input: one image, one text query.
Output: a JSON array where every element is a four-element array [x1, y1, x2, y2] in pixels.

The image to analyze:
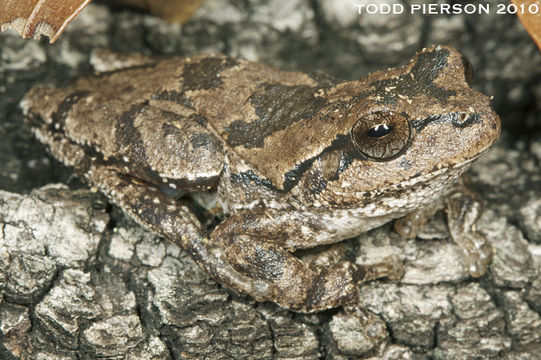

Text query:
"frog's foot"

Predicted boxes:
[[305, 244, 403, 280], [445, 187, 493, 277]]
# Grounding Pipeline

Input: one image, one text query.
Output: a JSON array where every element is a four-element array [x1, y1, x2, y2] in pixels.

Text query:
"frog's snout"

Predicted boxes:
[[479, 91, 501, 133], [487, 103, 502, 144], [468, 98, 501, 157]]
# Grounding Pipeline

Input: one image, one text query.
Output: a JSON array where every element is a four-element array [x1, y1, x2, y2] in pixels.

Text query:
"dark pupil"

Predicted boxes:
[[367, 124, 393, 138]]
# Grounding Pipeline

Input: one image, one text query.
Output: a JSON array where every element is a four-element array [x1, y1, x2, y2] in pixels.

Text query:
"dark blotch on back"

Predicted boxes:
[[181, 57, 238, 91], [116, 104, 149, 164], [370, 48, 456, 105], [226, 83, 327, 148], [152, 90, 195, 109], [189, 132, 223, 151]]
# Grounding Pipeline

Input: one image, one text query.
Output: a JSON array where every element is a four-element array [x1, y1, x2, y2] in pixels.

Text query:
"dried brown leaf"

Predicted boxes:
[[0, 0, 91, 43], [113, 0, 203, 23], [511, 0, 541, 50]]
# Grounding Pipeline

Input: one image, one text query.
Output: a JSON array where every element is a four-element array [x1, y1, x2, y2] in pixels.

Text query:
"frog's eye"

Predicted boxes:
[[351, 111, 412, 161]]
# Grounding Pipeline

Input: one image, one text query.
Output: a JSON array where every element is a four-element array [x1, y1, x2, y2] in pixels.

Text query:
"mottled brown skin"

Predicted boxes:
[[21, 46, 500, 328]]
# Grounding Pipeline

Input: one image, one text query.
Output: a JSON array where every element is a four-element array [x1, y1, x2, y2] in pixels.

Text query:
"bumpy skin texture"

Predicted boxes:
[[21, 46, 500, 319]]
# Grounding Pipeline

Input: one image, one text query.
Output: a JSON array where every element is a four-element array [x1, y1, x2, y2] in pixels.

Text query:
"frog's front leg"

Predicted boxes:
[[394, 182, 493, 277], [445, 186, 493, 277]]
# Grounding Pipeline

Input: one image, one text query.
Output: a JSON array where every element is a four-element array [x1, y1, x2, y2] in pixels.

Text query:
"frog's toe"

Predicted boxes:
[[467, 256, 490, 277], [465, 236, 493, 277], [467, 259, 484, 278], [394, 200, 443, 240], [456, 231, 493, 277], [394, 216, 421, 239]]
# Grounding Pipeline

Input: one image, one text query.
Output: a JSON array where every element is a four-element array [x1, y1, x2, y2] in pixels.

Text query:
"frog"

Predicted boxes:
[[21, 45, 500, 331]]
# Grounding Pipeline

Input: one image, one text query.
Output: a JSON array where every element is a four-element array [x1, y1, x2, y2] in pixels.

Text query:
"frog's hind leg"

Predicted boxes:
[[208, 210, 403, 316], [445, 186, 493, 277], [85, 166, 401, 333], [212, 228, 402, 312]]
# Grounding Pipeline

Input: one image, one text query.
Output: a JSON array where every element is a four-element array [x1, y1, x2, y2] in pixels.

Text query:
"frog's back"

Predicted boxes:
[[22, 54, 345, 193], [179, 55, 350, 192], [22, 55, 243, 191]]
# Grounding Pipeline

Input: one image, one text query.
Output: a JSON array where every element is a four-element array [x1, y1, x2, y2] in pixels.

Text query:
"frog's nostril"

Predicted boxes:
[[451, 112, 480, 128]]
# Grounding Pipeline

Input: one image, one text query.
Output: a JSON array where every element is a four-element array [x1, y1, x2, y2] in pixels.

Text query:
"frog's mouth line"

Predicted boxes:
[[334, 153, 482, 201], [403, 155, 477, 185]]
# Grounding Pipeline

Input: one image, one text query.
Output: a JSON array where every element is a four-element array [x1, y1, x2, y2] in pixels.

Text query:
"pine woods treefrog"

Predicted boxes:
[[21, 46, 500, 329]]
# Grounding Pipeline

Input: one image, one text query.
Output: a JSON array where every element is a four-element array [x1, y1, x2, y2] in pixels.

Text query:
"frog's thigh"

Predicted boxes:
[[445, 187, 493, 277], [218, 208, 369, 249], [85, 165, 204, 237], [210, 211, 403, 312]]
